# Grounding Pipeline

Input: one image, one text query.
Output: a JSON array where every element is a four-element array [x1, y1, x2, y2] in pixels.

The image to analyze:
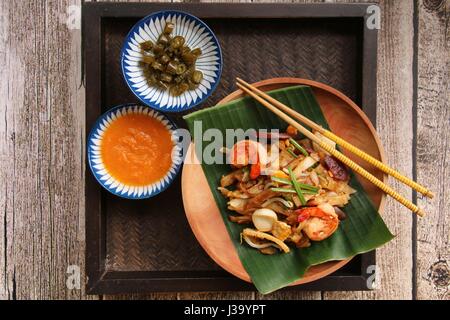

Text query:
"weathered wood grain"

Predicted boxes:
[[416, 0, 449, 300], [323, 0, 415, 300], [0, 0, 15, 301], [0, 0, 90, 300]]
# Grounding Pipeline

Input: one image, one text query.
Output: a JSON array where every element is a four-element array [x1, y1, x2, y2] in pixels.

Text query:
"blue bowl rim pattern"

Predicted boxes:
[[87, 103, 183, 199], [120, 10, 223, 113]]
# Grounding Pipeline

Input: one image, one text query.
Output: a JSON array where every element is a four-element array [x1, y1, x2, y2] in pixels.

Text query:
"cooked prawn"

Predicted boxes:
[[229, 140, 266, 168], [297, 204, 339, 241]]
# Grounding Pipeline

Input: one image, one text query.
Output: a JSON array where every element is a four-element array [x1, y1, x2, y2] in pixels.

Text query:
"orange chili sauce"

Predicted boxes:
[[100, 113, 173, 186]]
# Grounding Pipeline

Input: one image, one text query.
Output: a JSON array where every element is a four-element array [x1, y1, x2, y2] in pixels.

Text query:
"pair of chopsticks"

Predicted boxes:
[[236, 78, 433, 217]]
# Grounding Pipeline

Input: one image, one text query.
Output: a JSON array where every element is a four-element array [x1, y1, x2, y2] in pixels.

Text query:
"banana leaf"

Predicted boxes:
[[183, 85, 394, 294]]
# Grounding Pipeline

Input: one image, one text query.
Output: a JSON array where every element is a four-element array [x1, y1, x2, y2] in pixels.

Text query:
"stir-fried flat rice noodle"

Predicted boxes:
[[219, 126, 356, 255]]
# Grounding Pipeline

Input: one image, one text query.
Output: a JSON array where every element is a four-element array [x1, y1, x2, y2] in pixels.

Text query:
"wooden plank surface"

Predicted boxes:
[[324, 0, 415, 300], [416, 0, 449, 300], [0, 0, 447, 300], [0, 0, 87, 299], [0, 0, 13, 300]]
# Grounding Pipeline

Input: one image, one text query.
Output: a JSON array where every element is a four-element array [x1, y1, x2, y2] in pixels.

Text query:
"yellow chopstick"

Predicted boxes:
[[237, 78, 434, 199], [236, 81, 426, 217]]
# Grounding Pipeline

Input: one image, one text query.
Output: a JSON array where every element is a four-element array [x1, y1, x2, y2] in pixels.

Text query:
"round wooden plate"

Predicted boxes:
[[181, 78, 386, 285]]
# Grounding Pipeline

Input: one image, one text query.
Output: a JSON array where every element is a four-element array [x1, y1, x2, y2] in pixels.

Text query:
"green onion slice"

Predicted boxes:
[[288, 167, 306, 205], [286, 148, 298, 159], [296, 183, 319, 192], [289, 138, 309, 157], [271, 176, 319, 193], [270, 176, 292, 185], [270, 188, 297, 194]]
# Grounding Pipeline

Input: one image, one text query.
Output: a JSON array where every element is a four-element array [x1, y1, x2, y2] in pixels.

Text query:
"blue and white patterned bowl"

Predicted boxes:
[[121, 11, 222, 112], [87, 104, 183, 199]]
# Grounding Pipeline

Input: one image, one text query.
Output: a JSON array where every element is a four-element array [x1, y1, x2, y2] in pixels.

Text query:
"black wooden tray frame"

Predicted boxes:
[[84, 2, 378, 295]]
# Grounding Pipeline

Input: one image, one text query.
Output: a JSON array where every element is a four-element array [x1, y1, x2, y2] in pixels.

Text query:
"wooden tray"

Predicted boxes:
[[84, 2, 378, 294]]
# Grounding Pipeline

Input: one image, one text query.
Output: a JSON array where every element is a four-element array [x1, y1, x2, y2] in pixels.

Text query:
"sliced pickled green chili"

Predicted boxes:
[[181, 52, 197, 65], [178, 83, 189, 93], [163, 22, 175, 34], [139, 22, 204, 96], [140, 40, 154, 51], [158, 34, 170, 46], [169, 86, 179, 96], [160, 73, 172, 83], [176, 63, 187, 75], [141, 53, 155, 65], [166, 61, 178, 74], [191, 70, 203, 84], [151, 61, 164, 72], [188, 80, 199, 90], [152, 43, 164, 55], [159, 54, 170, 65], [191, 48, 202, 57], [170, 36, 185, 50], [180, 46, 190, 55], [146, 74, 158, 86], [157, 80, 169, 90]]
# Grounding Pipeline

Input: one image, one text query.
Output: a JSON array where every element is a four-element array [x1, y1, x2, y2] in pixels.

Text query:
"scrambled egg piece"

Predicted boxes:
[[271, 221, 291, 242]]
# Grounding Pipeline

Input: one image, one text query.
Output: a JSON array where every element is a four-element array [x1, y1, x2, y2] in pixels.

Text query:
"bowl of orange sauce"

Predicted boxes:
[[87, 104, 182, 199]]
